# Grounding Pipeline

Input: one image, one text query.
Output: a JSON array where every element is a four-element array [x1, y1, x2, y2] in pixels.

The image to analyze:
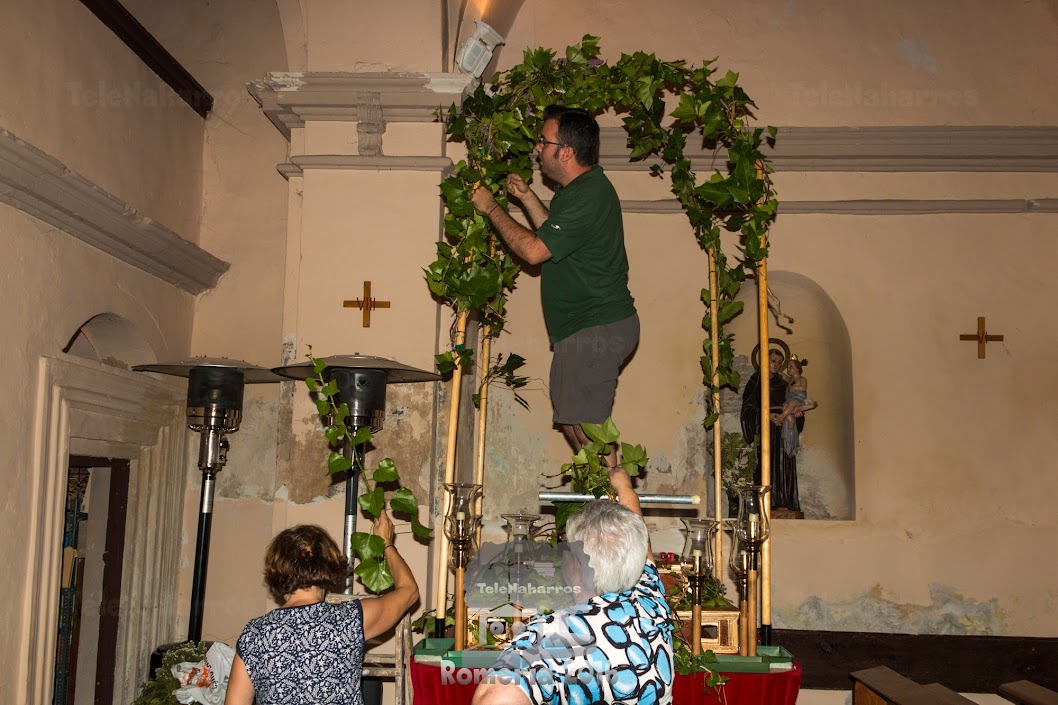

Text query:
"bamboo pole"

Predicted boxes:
[[708, 249, 723, 579], [473, 331, 492, 541], [756, 163, 773, 646], [739, 592, 749, 656], [435, 308, 469, 637], [474, 240, 498, 537], [453, 565, 467, 650]]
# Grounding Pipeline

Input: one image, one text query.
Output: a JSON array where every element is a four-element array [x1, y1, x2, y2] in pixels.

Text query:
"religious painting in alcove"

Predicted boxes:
[[737, 339, 818, 520]]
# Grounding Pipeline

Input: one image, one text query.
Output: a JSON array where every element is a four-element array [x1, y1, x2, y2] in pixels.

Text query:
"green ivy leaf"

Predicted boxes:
[[354, 557, 394, 593], [327, 451, 352, 475], [358, 486, 385, 517], [373, 458, 398, 484], [410, 516, 433, 539], [389, 487, 419, 517], [351, 531, 386, 562], [315, 399, 330, 416]]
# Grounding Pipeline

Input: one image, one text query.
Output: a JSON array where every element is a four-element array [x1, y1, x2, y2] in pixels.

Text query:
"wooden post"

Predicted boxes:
[[746, 567, 758, 657], [739, 594, 749, 656], [756, 165, 772, 644], [435, 309, 469, 636], [473, 331, 492, 541], [708, 249, 723, 576], [453, 565, 467, 650]]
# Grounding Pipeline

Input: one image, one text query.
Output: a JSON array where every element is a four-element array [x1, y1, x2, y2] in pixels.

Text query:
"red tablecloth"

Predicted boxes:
[[411, 658, 801, 705]]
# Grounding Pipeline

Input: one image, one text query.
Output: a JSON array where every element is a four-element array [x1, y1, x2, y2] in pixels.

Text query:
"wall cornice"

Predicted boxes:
[[247, 74, 1058, 173], [248, 72, 476, 139], [621, 198, 1058, 215], [600, 126, 1058, 173], [278, 155, 455, 179], [0, 129, 228, 294]]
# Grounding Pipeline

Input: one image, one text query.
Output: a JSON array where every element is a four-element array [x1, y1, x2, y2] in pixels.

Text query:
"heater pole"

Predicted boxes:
[[343, 440, 366, 593], [188, 468, 217, 643]]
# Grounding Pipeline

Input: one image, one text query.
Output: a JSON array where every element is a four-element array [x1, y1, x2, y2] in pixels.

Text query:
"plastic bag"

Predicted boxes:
[[171, 642, 235, 705]]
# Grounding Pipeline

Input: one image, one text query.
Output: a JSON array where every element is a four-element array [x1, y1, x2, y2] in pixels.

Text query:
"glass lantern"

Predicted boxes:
[[444, 483, 482, 568], [501, 514, 540, 541], [735, 485, 771, 546], [727, 522, 751, 587], [680, 519, 719, 579]]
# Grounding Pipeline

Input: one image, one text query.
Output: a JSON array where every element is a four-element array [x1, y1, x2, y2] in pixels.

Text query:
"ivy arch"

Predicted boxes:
[[427, 35, 778, 423]]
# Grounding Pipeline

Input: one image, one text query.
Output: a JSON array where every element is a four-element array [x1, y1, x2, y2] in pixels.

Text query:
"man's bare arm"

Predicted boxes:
[[471, 185, 551, 265], [507, 174, 549, 228], [489, 208, 552, 265]]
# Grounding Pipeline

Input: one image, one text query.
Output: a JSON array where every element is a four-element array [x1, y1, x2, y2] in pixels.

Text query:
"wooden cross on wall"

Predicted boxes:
[[343, 281, 391, 328], [959, 316, 1004, 359]]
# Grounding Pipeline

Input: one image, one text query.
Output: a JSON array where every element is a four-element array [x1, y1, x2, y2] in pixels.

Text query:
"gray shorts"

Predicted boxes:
[[550, 313, 640, 425]]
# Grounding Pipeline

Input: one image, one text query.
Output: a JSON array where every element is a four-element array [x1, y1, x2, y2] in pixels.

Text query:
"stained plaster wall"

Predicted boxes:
[[0, 0, 206, 696]]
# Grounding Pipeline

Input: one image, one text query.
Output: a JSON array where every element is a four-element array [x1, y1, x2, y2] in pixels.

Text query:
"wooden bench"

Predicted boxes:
[[851, 666, 976, 705], [999, 681, 1058, 705]]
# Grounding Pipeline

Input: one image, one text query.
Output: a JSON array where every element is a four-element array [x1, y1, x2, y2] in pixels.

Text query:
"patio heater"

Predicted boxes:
[[271, 354, 439, 591], [132, 357, 282, 643]]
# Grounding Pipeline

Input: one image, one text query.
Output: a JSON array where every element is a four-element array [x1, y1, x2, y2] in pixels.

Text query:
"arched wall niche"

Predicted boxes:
[[62, 313, 157, 369], [725, 271, 855, 520]]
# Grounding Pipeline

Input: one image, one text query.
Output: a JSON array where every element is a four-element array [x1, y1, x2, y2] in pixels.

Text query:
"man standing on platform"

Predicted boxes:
[[471, 106, 639, 458], [471, 466, 674, 705]]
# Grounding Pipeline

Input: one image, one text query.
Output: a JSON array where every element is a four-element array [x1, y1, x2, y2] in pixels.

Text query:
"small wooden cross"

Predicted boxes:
[[343, 281, 391, 328], [959, 316, 1003, 359]]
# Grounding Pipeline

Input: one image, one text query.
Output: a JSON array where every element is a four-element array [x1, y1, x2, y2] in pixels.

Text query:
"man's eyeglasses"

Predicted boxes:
[[537, 138, 568, 148]]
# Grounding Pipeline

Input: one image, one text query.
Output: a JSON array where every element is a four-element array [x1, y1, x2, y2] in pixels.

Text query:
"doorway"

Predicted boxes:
[[53, 456, 130, 705]]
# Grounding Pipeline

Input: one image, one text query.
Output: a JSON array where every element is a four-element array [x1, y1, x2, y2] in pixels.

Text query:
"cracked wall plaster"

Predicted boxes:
[[776, 584, 1005, 634]]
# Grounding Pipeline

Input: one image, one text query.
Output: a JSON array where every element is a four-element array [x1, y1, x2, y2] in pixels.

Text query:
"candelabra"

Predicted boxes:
[[680, 518, 719, 655], [734, 485, 771, 657], [444, 483, 482, 650]]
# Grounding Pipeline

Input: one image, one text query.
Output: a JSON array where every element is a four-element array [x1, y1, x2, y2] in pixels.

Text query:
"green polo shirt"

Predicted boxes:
[[537, 165, 636, 343]]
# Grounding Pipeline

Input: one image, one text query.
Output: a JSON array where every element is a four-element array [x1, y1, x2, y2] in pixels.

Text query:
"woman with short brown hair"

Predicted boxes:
[[224, 511, 419, 705]]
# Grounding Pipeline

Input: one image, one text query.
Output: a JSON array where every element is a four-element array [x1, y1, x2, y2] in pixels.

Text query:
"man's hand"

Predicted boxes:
[[506, 173, 532, 200], [471, 184, 499, 215]]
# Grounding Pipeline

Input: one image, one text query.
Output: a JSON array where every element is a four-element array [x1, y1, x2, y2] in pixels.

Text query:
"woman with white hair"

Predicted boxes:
[[473, 467, 675, 705]]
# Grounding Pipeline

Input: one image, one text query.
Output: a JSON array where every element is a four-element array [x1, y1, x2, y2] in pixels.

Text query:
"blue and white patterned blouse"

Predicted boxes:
[[236, 600, 365, 705], [491, 562, 674, 705]]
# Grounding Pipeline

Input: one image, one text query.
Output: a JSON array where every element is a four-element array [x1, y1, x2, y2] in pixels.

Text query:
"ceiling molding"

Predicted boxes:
[[0, 129, 228, 294], [248, 72, 476, 139]]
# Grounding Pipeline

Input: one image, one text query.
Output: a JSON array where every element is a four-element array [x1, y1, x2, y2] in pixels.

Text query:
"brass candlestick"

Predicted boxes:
[[443, 483, 482, 650], [735, 485, 770, 657]]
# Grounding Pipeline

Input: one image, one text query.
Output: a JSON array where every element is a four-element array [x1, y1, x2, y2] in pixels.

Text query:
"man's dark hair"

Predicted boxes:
[[543, 105, 600, 167]]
